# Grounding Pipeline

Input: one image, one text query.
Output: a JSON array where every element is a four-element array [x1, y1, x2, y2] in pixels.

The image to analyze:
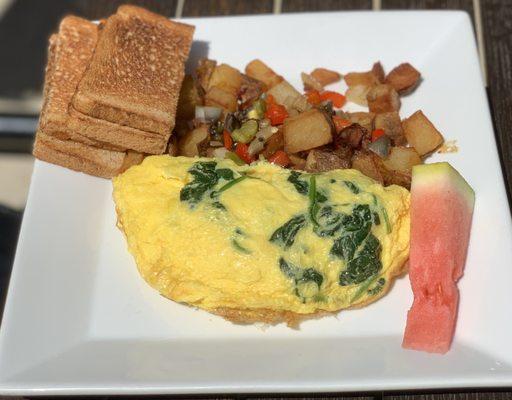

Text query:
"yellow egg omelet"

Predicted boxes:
[[113, 156, 410, 326]]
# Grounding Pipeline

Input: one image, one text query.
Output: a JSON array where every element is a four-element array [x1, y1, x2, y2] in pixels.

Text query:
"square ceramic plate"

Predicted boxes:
[[1, 11, 512, 396]]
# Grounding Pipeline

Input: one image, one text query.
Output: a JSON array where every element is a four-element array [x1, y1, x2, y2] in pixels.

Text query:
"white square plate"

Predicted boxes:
[[1, 11, 512, 396]]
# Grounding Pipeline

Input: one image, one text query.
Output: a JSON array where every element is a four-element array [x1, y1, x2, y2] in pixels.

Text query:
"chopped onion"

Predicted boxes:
[[212, 147, 228, 159], [195, 106, 222, 121], [259, 118, 271, 128], [257, 126, 276, 141], [248, 137, 265, 156], [209, 140, 223, 147], [368, 135, 391, 158], [247, 126, 277, 156]]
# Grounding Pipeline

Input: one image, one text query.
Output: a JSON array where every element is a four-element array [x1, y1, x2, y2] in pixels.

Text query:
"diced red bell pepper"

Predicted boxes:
[[319, 91, 346, 108], [235, 143, 254, 164], [305, 90, 322, 105], [371, 129, 386, 142], [223, 130, 233, 150], [267, 150, 291, 167], [265, 102, 288, 126], [332, 116, 352, 133]]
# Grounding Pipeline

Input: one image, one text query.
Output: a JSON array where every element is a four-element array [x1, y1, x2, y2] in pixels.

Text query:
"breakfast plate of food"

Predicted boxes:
[[0, 6, 511, 395]]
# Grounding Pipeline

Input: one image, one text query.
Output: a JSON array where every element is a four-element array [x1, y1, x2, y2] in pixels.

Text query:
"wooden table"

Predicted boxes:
[[3, 0, 512, 399]]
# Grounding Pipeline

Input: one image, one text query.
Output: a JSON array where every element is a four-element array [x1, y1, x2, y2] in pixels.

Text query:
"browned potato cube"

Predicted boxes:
[[305, 149, 351, 172], [261, 130, 284, 158], [207, 64, 243, 94], [301, 72, 323, 91], [167, 135, 179, 156], [385, 63, 421, 94], [344, 71, 379, 87], [283, 109, 333, 153], [239, 74, 266, 108], [367, 84, 401, 113], [334, 123, 369, 149], [196, 58, 217, 92], [267, 81, 302, 110], [204, 87, 237, 112], [178, 126, 209, 157], [289, 153, 307, 170], [372, 62, 385, 83], [383, 146, 422, 173], [311, 68, 341, 87], [176, 75, 202, 121], [351, 151, 384, 184], [374, 112, 406, 145], [347, 112, 375, 133], [346, 85, 371, 106], [383, 169, 412, 189], [402, 110, 444, 156], [245, 59, 283, 89]]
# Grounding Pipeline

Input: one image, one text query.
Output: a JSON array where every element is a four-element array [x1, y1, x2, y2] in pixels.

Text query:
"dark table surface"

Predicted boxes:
[[0, 0, 511, 399]]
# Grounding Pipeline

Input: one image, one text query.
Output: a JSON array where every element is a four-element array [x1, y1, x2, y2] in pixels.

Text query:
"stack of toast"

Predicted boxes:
[[34, 5, 194, 178]]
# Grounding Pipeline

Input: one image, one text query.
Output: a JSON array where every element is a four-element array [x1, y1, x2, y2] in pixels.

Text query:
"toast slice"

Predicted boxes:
[[34, 132, 144, 179], [71, 5, 194, 139], [39, 15, 165, 154]]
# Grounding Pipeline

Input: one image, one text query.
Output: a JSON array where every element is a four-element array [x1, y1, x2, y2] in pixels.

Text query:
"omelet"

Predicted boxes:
[[113, 156, 410, 326]]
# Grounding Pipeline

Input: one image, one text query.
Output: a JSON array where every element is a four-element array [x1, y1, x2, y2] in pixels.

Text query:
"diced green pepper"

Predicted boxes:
[[226, 151, 246, 166], [231, 119, 259, 143], [247, 99, 267, 119]]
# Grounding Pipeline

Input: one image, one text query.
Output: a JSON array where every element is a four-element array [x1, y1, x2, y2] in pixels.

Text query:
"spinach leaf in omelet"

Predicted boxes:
[[343, 181, 360, 194], [279, 258, 324, 302], [180, 161, 219, 205], [270, 215, 307, 249], [338, 233, 382, 286], [288, 171, 309, 195], [180, 161, 245, 209]]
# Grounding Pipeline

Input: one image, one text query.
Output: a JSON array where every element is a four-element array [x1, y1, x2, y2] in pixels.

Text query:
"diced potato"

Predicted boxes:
[[383, 146, 422, 173], [367, 84, 401, 113], [374, 111, 406, 145], [382, 169, 412, 189], [204, 87, 237, 112], [344, 71, 379, 87], [207, 64, 243, 94], [283, 109, 333, 153], [167, 135, 179, 156], [385, 63, 421, 94], [346, 112, 375, 133], [402, 110, 444, 156], [371, 62, 385, 83], [239, 74, 265, 108], [346, 85, 371, 106], [176, 75, 202, 121], [301, 72, 323, 91], [292, 95, 312, 113], [311, 68, 341, 87], [196, 58, 217, 92], [261, 130, 284, 158], [245, 59, 283, 89], [289, 153, 307, 170], [351, 151, 384, 184], [334, 123, 369, 149], [267, 81, 302, 110], [178, 125, 209, 157], [305, 149, 351, 172]]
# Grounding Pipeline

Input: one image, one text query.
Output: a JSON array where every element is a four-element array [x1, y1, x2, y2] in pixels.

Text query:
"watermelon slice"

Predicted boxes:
[[402, 162, 475, 354]]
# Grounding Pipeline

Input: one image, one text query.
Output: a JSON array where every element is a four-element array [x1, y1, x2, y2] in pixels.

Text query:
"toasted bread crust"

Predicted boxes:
[[34, 132, 121, 178], [72, 5, 194, 137], [35, 132, 144, 178], [38, 15, 164, 155]]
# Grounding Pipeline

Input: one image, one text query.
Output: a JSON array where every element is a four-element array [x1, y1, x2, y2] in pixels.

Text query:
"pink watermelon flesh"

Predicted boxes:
[[402, 162, 475, 354]]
